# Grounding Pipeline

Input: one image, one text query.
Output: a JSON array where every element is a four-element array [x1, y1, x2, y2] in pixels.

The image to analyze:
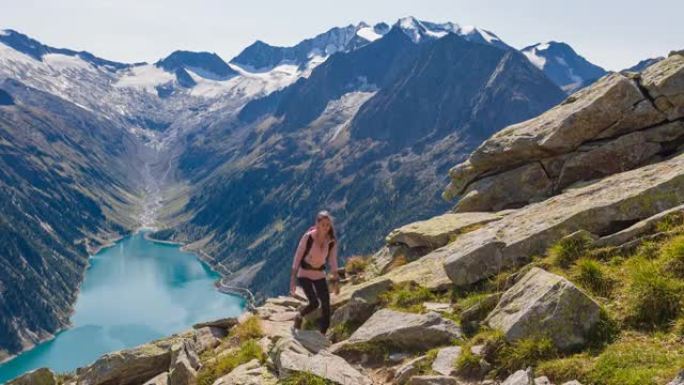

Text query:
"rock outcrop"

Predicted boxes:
[[7, 368, 57, 385], [441, 149, 684, 286], [485, 268, 601, 351], [444, 52, 684, 211], [76, 337, 181, 385]]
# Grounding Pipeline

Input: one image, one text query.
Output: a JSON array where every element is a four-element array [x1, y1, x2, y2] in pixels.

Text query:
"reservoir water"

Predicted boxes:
[[0, 231, 246, 383]]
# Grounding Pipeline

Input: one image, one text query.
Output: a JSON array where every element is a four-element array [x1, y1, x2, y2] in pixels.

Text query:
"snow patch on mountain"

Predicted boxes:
[[43, 53, 94, 71], [114, 64, 175, 93], [523, 45, 547, 69], [356, 26, 383, 42]]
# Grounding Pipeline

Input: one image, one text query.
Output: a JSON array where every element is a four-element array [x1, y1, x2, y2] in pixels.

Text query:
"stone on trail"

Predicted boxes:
[[502, 369, 534, 385], [486, 268, 601, 351], [394, 355, 429, 385], [431, 346, 461, 376], [292, 329, 330, 354]]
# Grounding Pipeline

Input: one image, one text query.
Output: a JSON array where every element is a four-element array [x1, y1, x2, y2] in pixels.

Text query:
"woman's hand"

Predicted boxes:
[[289, 281, 297, 297]]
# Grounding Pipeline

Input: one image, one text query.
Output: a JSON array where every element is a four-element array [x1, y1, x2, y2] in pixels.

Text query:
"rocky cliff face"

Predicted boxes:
[[14, 51, 684, 385]]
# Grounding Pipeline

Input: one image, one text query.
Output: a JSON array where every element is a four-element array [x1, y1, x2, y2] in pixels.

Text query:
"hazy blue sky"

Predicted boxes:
[[1, 0, 681, 70]]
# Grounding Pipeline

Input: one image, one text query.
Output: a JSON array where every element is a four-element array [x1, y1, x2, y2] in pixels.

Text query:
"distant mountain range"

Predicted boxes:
[[0, 17, 666, 360]]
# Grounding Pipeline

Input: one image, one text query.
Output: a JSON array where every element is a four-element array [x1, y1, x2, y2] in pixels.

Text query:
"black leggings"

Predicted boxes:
[[297, 277, 331, 333]]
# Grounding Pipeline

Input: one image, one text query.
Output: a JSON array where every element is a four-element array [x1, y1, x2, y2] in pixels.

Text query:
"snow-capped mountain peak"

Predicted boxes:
[[392, 17, 508, 49], [521, 41, 607, 93]]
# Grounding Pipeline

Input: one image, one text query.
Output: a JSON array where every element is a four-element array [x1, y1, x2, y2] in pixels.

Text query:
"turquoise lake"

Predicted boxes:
[[0, 231, 246, 384]]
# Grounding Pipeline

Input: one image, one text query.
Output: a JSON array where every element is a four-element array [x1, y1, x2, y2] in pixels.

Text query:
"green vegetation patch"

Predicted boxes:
[[538, 334, 684, 385], [198, 339, 265, 385], [379, 281, 438, 313], [279, 371, 334, 385]]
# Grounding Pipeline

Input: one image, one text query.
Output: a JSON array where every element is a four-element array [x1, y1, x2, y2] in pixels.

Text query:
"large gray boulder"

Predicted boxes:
[[7, 368, 57, 385], [76, 338, 180, 385], [442, 150, 684, 287], [329, 309, 462, 357], [486, 268, 601, 351]]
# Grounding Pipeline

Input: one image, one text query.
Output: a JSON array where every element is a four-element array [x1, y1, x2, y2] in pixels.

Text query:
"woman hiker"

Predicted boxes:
[[289, 210, 340, 334]]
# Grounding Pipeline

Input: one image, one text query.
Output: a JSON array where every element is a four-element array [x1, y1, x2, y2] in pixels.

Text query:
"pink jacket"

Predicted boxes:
[[291, 228, 338, 280]]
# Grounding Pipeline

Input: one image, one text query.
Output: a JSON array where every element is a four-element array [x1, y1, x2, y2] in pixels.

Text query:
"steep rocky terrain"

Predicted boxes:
[[11, 50, 684, 385]]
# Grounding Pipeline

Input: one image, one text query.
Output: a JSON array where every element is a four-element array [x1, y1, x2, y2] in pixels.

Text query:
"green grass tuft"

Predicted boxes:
[[279, 371, 334, 385], [660, 235, 684, 278], [197, 339, 265, 385], [548, 233, 594, 268], [380, 282, 435, 313], [573, 258, 613, 297], [230, 315, 263, 342], [625, 257, 683, 328]]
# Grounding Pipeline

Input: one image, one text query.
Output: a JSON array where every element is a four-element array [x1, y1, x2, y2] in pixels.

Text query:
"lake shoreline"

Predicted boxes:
[[0, 229, 247, 382], [0, 227, 133, 369]]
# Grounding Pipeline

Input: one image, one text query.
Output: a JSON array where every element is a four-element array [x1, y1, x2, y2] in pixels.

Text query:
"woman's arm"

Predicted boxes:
[[329, 241, 340, 294], [290, 234, 307, 295]]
